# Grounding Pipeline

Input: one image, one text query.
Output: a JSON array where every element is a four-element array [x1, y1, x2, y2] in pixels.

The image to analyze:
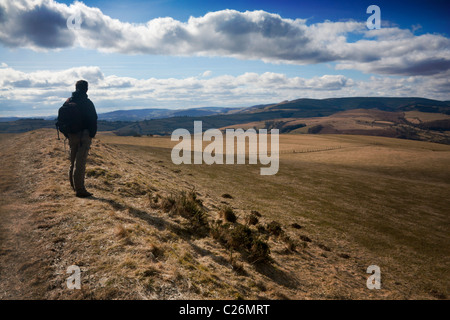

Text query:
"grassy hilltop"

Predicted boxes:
[[0, 129, 448, 299]]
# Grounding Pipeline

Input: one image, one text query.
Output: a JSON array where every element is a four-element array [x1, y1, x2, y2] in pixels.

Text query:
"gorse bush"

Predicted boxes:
[[158, 190, 272, 263], [266, 220, 298, 252], [245, 212, 259, 225], [266, 221, 283, 237], [227, 224, 253, 250], [210, 221, 271, 264], [219, 206, 237, 223], [160, 194, 176, 212], [161, 191, 209, 234], [248, 238, 271, 264]]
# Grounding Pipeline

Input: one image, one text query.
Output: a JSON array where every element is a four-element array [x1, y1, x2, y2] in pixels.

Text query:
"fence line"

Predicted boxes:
[[280, 145, 343, 154]]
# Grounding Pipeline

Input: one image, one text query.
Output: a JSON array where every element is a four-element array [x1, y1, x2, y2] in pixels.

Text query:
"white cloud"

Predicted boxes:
[[0, 1, 449, 77], [201, 70, 212, 77], [0, 65, 449, 117]]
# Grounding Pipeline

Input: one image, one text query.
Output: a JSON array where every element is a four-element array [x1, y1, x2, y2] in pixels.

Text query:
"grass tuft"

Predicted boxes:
[[245, 212, 259, 225], [219, 206, 237, 223], [266, 221, 284, 237], [161, 190, 209, 235]]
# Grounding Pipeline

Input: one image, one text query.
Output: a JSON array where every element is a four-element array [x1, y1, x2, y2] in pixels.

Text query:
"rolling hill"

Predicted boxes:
[[112, 97, 450, 144], [244, 97, 450, 114], [98, 107, 235, 121], [1, 97, 449, 144], [0, 129, 448, 299]]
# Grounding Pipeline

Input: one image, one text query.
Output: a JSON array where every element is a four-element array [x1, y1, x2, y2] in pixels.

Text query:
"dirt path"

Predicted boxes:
[[0, 133, 51, 299]]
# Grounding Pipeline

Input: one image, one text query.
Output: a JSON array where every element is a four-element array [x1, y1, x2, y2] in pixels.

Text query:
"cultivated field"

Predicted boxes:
[[0, 129, 448, 299]]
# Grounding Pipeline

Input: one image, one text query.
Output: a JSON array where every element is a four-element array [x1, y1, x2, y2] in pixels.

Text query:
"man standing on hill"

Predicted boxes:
[[66, 80, 98, 198]]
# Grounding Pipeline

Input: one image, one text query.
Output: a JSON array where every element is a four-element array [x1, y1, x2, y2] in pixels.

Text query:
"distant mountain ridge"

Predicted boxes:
[[97, 106, 236, 121], [0, 106, 236, 122], [2, 97, 448, 123], [112, 97, 450, 136], [244, 97, 450, 114], [1, 97, 449, 144]]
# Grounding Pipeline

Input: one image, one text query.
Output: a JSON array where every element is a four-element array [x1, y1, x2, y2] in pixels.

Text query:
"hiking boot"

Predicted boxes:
[[76, 190, 93, 198]]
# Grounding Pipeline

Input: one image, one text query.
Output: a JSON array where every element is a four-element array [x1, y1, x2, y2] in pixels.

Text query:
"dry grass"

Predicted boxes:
[[404, 111, 450, 123], [98, 131, 450, 299], [220, 109, 450, 144], [0, 129, 448, 300]]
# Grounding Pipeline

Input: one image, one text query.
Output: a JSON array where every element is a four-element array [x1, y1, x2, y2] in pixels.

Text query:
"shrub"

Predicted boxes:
[[174, 191, 203, 218], [266, 221, 284, 237], [161, 191, 209, 234], [299, 235, 312, 242], [219, 206, 237, 223], [231, 260, 247, 276], [160, 194, 176, 212], [250, 210, 262, 217], [226, 224, 253, 250], [256, 225, 266, 234], [249, 238, 271, 264], [245, 212, 259, 225], [210, 221, 271, 264], [210, 220, 229, 245], [281, 234, 296, 252]]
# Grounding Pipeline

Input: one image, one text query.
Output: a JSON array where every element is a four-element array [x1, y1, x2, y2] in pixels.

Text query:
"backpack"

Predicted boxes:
[[56, 98, 84, 139]]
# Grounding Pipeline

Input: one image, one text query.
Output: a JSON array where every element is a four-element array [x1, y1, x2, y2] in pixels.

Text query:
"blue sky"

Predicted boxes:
[[0, 0, 449, 117], [71, 0, 448, 32]]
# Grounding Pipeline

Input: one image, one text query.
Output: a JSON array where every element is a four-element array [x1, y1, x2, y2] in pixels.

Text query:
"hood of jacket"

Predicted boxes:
[[71, 90, 88, 102]]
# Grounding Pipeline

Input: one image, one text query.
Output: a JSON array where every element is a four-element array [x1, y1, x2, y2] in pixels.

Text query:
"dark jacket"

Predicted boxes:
[[71, 90, 98, 138]]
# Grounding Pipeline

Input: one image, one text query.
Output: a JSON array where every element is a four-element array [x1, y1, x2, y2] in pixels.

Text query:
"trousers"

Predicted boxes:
[[68, 129, 92, 192]]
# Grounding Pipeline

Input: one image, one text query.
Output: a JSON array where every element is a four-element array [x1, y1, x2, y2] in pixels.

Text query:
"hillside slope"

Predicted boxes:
[[0, 130, 448, 299], [112, 97, 450, 138], [221, 108, 450, 144], [245, 97, 450, 114]]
